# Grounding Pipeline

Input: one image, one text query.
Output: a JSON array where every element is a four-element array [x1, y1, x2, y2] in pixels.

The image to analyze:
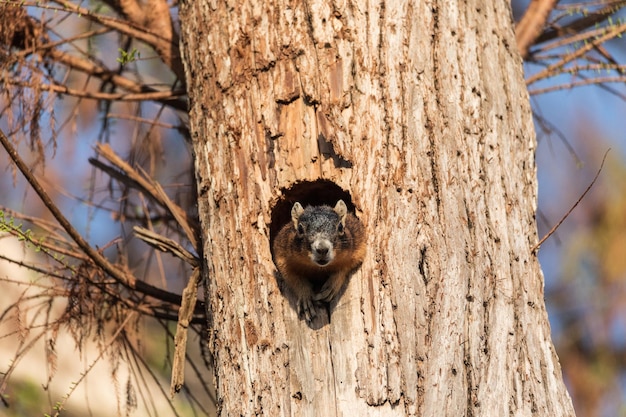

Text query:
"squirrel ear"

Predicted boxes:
[[334, 200, 347, 221], [291, 202, 304, 227]]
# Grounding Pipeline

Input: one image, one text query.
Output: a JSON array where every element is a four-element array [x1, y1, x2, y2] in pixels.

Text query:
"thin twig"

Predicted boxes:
[[105, 113, 179, 130], [51, 311, 137, 417], [4, 79, 185, 102], [14, 28, 111, 58], [534, 1, 626, 46], [529, 76, 626, 95], [532, 149, 610, 253], [526, 22, 626, 85], [47, 0, 185, 82]]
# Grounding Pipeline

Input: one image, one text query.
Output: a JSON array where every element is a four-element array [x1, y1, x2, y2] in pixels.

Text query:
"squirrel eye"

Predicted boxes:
[[297, 224, 305, 236], [337, 223, 345, 235]]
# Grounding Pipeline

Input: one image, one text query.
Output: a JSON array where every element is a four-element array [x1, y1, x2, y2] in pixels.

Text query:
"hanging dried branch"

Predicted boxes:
[[170, 267, 201, 397], [0, 0, 187, 143]]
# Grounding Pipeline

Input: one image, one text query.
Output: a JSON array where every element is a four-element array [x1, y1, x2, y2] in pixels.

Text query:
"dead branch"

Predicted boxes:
[[170, 267, 201, 397], [50, 311, 138, 417], [529, 76, 626, 95], [526, 21, 626, 85], [3, 79, 185, 102], [103, 0, 185, 83], [49, 0, 185, 84], [92, 143, 199, 251], [516, 0, 559, 59], [133, 226, 198, 267], [0, 128, 189, 309], [535, 1, 626, 46], [46, 48, 187, 111], [1, 6, 187, 112]]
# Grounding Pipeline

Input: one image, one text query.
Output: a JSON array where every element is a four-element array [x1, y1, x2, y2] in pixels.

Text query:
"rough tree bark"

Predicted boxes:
[[179, 0, 576, 415]]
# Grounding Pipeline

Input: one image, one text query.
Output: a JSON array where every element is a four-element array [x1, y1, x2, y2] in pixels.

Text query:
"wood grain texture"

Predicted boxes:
[[179, 0, 576, 415]]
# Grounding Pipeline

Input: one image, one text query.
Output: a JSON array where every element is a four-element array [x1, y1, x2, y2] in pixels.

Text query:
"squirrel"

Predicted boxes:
[[273, 200, 366, 323]]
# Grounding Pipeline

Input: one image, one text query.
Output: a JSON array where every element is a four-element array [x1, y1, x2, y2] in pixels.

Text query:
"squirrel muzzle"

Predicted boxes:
[[310, 237, 334, 266]]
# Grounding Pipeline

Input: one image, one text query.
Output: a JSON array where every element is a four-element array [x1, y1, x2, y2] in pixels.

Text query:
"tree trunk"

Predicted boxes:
[[179, 0, 576, 415]]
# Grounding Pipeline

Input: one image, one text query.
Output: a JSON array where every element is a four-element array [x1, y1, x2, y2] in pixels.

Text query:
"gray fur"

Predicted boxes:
[[291, 200, 348, 266]]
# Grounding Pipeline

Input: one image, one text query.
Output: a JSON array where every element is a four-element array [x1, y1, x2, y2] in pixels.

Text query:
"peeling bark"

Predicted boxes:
[[179, 0, 576, 415]]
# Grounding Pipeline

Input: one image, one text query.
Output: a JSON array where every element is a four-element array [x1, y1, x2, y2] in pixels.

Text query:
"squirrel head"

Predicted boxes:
[[291, 200, 348, 266]]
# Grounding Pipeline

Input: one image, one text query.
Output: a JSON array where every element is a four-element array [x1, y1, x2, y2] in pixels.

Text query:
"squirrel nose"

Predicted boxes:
[[312, 240, 332, 257], [315, 246, 329, 256], [311, 240, 334, 265]]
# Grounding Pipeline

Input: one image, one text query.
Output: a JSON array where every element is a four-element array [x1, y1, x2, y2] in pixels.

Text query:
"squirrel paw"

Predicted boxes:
[[313, 279, 341, 303], [298, 297, 324, 323], [297, 296, 316, 322]]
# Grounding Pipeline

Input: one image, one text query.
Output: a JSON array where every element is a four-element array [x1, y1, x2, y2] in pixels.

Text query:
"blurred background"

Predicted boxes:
[[513, 2, 626, 415]]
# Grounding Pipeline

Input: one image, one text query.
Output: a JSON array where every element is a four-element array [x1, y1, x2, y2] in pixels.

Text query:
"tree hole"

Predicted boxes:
[[269, 179, 356, 256]]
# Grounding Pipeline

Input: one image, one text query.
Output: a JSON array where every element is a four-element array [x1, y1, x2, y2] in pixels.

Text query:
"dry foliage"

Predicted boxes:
[[0, 0, 210, 414], [518, 0, 626, 95]]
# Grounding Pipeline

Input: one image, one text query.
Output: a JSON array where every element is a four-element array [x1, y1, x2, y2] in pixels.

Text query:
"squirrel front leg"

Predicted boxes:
[[313, 272, 347, 303], [290, 279, 324, 322]]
